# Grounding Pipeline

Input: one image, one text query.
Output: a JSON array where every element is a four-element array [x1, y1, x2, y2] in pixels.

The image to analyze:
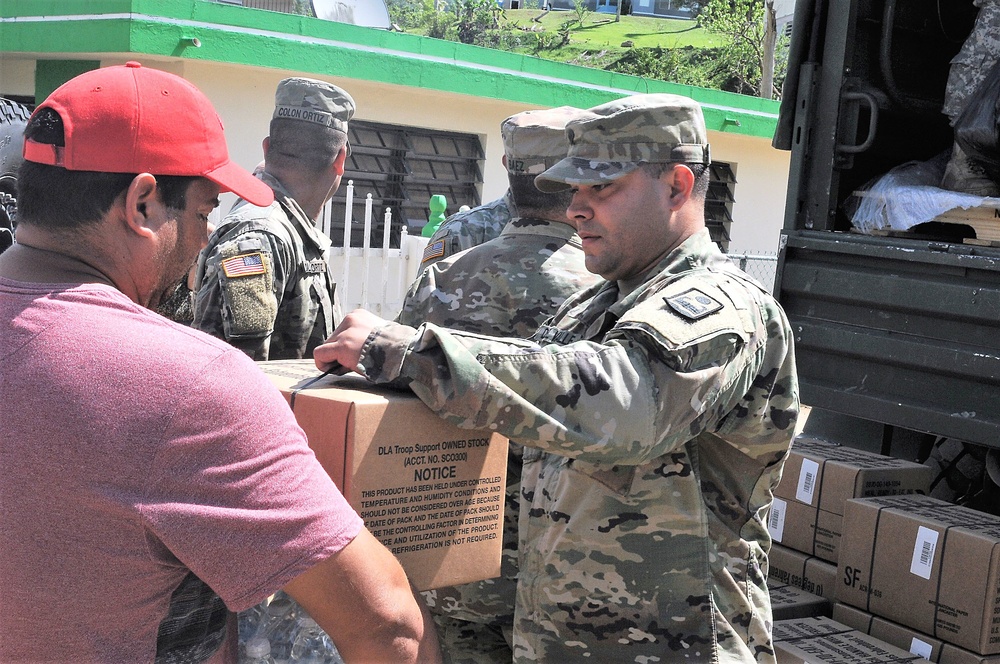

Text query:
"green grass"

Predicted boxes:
[[406, 9, 722, 66], [502, 9, 720, 49]]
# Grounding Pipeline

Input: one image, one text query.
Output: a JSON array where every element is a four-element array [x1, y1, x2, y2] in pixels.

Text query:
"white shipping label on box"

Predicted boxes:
[[909, 637, 933, 659], [909, 525, 938, 580], [796, 458, 820, 505], [769, 497, 787, 542]]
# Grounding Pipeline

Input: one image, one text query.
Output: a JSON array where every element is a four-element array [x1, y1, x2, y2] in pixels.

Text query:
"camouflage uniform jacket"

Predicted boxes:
[[193, 173, 341, 360], [943, 0, 1000, 123], [357, 228, 799, 663], [397, 217, 601, 629], [400, 216, 600, 338], [420, 191, 514, 269]]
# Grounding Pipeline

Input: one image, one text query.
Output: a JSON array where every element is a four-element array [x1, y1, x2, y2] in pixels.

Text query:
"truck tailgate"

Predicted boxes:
[[777, 229, 1000, 447]]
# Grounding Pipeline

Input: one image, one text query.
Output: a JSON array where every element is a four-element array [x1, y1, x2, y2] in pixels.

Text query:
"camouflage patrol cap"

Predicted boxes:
[[534, 93, 710, 192], [501, 106, 592, 175], [273, 77, 355, 135]]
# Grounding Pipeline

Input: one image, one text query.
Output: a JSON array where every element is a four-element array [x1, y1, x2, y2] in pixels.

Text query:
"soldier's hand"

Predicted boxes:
[[314, 308, 388, 374]]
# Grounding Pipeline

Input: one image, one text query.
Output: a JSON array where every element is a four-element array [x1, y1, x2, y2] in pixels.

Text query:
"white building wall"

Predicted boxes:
[[712, 131, 789, 256]]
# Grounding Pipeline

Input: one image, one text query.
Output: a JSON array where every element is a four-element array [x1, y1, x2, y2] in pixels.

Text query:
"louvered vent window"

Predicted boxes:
[[328, 120, 484, 247], [707, 161, 737, 252]]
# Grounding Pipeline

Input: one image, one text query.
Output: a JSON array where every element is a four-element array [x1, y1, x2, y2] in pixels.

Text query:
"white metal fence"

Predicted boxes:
[[319, 181, 429, 319]]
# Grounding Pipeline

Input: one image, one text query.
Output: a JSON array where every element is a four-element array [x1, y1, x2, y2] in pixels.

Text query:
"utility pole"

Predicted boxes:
[[761, 0, 776, 98]]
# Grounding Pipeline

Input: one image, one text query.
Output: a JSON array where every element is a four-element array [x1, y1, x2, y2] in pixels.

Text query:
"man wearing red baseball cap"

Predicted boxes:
[[0, 62, 440, 664]]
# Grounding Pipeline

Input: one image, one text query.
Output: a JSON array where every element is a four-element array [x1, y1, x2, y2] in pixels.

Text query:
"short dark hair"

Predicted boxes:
[[509, 173, 573, 218], [267, 118, 348, 173], [17, 108, 197, 229], [641, 161, 710, 200]]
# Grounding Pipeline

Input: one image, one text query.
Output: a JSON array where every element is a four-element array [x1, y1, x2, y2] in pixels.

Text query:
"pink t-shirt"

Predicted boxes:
[[0, 278, 364, 662]]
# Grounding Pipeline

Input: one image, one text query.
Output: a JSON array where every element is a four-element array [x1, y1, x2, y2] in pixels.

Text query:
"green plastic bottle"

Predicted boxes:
[[422, 194, 448, 237]]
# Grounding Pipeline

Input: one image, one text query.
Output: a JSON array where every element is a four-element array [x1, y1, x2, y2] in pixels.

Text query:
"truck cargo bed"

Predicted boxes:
[[777, 229, 1000, 447]]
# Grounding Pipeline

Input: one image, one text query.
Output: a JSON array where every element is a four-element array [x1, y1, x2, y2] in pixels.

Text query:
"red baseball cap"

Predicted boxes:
[[23, 61, 273, 207]]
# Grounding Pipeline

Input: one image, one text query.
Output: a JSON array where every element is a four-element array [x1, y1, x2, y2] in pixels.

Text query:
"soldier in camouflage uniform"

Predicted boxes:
[[941, 0, 1000, 195], [399, 106, 602, 664], [420, 192, 514, 269], [316, 94, 799, 662], [193, 78, 353, 360]]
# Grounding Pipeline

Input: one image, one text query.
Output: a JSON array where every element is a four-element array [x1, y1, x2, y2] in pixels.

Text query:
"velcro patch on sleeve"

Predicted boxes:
[[221, 252, 266, 278], [421, 240, 445, 264], [666, 288, 723, 320]]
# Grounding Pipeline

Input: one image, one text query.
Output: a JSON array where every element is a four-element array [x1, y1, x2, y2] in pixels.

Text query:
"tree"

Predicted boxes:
[[608, 46, 712, 89], [455, 0, 498, 44], [571, 0, 591, 28], [697, 0, 781, 98], [386, 0, 436, 29]]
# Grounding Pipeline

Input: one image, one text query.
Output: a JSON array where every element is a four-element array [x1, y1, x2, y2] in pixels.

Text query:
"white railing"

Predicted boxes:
[[320, 180, 429, 318]]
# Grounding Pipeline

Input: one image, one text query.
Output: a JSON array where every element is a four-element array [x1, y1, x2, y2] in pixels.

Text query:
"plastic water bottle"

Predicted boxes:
[[289, 615, 337, 663], [260, 594, 299, 662], [242, 635, 277, 664], [238, 603, 265, 645]]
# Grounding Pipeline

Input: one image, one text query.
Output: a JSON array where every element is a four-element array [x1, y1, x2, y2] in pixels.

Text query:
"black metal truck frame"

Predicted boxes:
[[773, 0, 1000, 451]]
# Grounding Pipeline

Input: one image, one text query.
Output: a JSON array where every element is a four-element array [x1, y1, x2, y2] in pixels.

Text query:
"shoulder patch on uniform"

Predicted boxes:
[[221, 252, 266, 278], [422, 240, 445, 264], [665, 288, 723, 320]]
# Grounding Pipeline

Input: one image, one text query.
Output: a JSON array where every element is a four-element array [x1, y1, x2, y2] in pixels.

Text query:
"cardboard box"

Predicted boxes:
[[768, 496, 842, 568], [837, 494, 1000, 655], [769, 542, 838, 601], [259, 360, 508, 591], [834, 603, 945, 662], [769, 435, 933, 563], [774, 616, 927, 663], [940, 644, 1000, 664], [833, 603, 1000, 664], [768, 580, 831, 620]]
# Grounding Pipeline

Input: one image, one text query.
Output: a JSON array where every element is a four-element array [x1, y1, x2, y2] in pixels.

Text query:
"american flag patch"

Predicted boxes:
[[421, 240, 445, 264], [221, 252, 266, 278]]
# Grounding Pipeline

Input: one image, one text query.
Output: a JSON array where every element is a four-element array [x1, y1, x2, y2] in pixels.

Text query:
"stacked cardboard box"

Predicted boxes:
[[769, 542, 838, 602], [769, 435, 933, 562], [259, 360, 509, 591], [837, 494, 1000, 657], [774, 616, 927, 663], [768, 580, 832, 621], [834, 604, 1000, 664]]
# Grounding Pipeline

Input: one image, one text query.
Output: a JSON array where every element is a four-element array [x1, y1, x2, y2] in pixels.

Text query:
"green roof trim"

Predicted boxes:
[[1, 0, 779, 139]]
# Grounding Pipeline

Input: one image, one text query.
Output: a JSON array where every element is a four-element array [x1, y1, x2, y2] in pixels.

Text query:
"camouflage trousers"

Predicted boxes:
[[433, 615, 512, 664]]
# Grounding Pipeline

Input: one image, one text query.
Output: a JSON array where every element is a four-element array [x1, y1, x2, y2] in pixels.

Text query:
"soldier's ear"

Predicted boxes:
[[332, 146, 347, 176], [667, 165, 694, 209]]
